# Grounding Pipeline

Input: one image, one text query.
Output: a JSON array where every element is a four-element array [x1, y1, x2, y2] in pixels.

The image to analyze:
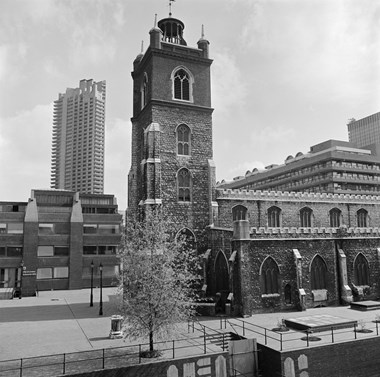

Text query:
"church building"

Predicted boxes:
[[128, 13, 380, 316]]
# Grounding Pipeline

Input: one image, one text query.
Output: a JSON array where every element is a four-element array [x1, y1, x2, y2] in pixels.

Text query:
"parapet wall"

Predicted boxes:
[[216, 189, 380, 204]]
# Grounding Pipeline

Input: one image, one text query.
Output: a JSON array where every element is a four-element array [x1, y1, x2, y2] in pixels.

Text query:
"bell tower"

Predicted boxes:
[[127, 12, 217, 248]]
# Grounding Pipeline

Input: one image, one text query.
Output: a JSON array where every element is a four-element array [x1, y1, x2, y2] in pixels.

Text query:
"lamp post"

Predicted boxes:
[[99, 263, 103, 316], [19, 260, 24, 299], [90, 260, 94, 307]]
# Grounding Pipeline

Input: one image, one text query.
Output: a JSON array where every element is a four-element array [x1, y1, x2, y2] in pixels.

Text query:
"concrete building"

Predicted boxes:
[[218, 139, 380, 195], [0, 189, 121, 297], [51, 79, 106, 194], [348, 111, 380, 148]]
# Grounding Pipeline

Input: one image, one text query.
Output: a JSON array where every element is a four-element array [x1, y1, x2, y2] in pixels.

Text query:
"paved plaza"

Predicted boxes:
[[1, 288, 380, 363]]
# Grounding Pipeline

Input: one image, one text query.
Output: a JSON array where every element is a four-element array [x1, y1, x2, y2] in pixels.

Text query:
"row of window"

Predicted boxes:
[[260, 254, 369, 295], [233, 205, 370, 228]]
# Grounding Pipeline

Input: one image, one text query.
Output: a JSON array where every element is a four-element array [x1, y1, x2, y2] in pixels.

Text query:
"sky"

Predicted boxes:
[[0, 0, 379, 210]]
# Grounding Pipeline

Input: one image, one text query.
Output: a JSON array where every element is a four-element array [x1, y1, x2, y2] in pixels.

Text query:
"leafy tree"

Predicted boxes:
[[118, 209, 201, 354]]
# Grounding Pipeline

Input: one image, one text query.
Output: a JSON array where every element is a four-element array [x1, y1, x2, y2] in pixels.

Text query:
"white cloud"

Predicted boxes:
[[0, 103, 53, 201]]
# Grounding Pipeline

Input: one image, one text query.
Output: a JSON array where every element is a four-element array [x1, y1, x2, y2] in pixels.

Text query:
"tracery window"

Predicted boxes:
[[260, 257, 280, 294], [310, 255, 327, 290], [268, 206, 281, 227], [178, 168, 191, 202], [357, 209, 368, 228], [173, 68, 190, 101], [354, 253, 369, 286], [177, 124, 190, 155], [300, 207, 313, 227], [232, 205, 248, 221], [329, 208, 341, 227]]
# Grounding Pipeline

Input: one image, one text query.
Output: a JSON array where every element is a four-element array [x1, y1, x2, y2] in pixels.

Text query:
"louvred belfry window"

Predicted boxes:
[[178, 168, 191, 202], [174, 69, 190, 100]]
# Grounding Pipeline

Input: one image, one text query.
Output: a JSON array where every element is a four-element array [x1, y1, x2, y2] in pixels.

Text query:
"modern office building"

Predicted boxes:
[[348, 111, 380, 148], [0, 189, 121, 297], [51, 79, 106, 194], [218, 139, 380, 195]]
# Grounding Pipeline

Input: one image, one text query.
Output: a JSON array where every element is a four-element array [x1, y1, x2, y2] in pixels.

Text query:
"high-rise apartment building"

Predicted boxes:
[[347, 111, 380, 148], [51, 79, 106, 194]]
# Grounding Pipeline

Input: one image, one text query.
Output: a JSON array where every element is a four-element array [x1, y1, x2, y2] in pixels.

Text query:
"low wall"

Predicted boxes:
[[61, 352, 229, 377], [259, 336, 380, 377]]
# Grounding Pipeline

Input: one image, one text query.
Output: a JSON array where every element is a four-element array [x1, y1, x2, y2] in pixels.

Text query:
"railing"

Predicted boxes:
[[217, 317, 380, 351], [0, 334, 223, 377]]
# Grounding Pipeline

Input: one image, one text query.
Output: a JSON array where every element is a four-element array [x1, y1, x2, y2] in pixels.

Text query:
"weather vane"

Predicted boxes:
[[169, 0, 175, 17]]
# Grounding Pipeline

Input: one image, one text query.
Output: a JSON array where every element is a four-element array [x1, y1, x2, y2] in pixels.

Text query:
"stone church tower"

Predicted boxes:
[[128, 14, 217, 249]]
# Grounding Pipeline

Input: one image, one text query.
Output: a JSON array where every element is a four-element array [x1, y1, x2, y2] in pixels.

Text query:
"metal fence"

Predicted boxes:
[[0, 333, 224, 377]]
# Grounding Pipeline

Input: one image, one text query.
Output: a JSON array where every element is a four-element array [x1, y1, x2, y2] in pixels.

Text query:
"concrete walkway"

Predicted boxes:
[[1, 289, 380, 362]]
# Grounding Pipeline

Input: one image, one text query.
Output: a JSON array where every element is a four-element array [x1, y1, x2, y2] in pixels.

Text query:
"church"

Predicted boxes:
[[127, 13, 380, 316]]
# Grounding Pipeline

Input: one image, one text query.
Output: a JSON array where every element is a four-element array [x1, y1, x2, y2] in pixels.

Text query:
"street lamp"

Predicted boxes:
[[90, 260, 94, 307], [19, 260, 24, 299], [99, 263, 103, 316]]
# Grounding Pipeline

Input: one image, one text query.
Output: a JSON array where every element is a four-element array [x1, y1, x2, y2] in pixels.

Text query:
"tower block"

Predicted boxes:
[[128, 15, 216, 248]]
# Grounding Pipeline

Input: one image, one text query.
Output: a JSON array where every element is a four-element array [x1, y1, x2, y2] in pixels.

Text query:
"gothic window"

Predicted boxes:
[[310, 255, 327, 290], [329, 208, 341, 227], [176, 228, 196, 250], [172, 68, 192, 101], [268, 206, 281, 227], [354, 253, 369, 286], [141, 73, 148, 109], [300, 207, 313, 227], [232, 205, 248, 221], [177, 168, 191, 202], [284, 284, 292, 304], [357, 209, 368, 228], [215, 252, 229, 293], [260, 257, 280, 294], [177, 124, 190, 155]]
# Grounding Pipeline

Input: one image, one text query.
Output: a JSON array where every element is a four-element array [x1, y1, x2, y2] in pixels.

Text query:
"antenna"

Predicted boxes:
[[141, 40, 144, 54], [201, 24, 205, 39], [154, 13, 157, 27], [169, 0, 175, 17]]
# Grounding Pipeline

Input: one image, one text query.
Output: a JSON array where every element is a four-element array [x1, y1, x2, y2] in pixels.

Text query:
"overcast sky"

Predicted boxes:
[[1, 0, 379, 210]]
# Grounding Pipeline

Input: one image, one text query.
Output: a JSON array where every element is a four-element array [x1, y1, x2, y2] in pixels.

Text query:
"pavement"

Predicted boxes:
[[1, 288, 380, 362]]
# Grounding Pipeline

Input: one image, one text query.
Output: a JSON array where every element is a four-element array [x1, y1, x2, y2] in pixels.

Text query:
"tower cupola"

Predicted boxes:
[[158, 17, 187, 46]]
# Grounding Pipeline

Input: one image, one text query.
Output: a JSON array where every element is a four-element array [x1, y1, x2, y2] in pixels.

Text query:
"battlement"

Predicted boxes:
[[216, 188, 380, 204], [250, 226, 380, 236]]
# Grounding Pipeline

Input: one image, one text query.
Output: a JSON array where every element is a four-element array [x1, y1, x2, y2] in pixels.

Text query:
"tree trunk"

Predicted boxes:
[[149, 330, 154, 351]]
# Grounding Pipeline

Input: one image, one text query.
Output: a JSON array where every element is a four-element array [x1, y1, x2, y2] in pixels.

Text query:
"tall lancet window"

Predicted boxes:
[[141, 73, 148, 109], [173, 68, 190, 101], [178, 168, 191, 202], [177, 124, 190, 155]]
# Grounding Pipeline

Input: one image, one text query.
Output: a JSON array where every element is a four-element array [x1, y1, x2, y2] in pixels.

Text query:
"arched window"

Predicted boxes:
[[172, 68, 192, 101], [357, 209, 368, 228], [215, 252, 229, 293], [260, 257, 280, 294], [300, 207, 313, 227], [310, 255, 327, 290], [329, 208, 341, 227], [176, 227, 196, 250], [232, 205, 248, 221], [177, 124, 190, 155], [354, 253, 369, 286], [268, 206, 281, 227], [141, 73, 148, 109], [177, 168, 191, 202]]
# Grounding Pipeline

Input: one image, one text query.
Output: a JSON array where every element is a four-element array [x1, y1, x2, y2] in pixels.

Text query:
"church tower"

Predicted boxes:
[[128, 13, 216, 248]]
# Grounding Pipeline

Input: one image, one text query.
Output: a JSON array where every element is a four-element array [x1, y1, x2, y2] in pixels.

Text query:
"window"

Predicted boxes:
[[232, 205, 248, 221], [300, 207, 313, 227], [37, 268, 53, 279], [7, 223, 23, 234], [54, 267, 69, 279], [329, 208, 341, 227], [354, 253, 369, 286], [268, 206, 281, 227], [284, 284, 292, 304], [310, 255, 327, 290], [98, 245, 117, 255], [177, 124, 190, 155], [178, 168, 191, 202], [98, 224, 120, 234], [173, 68, 190, 101], [37, 267, 69, 279], [260, 257, 280, 294], [7, 247, 23, 257], [83, 224, 98, 234], [141, 73, 148, 109], [38, 223, 69, 235], [357, 209, 368, 228], [38, 246, 54, 257]]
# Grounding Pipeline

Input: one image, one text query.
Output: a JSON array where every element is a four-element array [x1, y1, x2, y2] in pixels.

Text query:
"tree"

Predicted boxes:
[[118, 209, 201, 354]]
